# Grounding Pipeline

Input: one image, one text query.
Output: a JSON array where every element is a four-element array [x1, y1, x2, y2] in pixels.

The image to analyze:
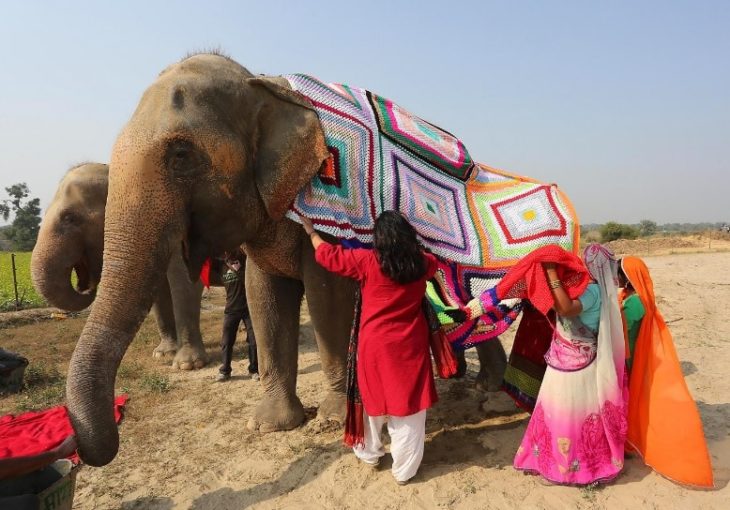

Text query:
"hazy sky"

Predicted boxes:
[[0, 1, 728, 224]]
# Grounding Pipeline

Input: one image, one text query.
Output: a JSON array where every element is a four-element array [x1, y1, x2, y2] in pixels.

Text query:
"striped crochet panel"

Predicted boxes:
[[285, 74, 579, 348]]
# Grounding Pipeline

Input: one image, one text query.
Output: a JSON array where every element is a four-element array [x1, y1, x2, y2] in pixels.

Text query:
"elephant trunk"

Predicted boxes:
[[31, 232, 96, 312], [66, 152, 182, 466], [66, 321, 129, 466], [66, 225, 173, 465]]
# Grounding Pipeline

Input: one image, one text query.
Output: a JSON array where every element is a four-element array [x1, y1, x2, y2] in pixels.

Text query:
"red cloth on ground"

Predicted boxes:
[[495, 244, 590, 314], [0, 395, 128, 464], [315, 243, 438, 417]]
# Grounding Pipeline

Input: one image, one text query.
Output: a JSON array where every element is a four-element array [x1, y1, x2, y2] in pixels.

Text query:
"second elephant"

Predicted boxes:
[[31, 163, 209, 370]]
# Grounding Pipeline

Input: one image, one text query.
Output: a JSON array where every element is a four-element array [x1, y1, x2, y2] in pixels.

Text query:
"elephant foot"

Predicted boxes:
[[171, 344, 208, 370], [247, 394, 305, 433], [152, 339, 177, 360], [475, 370, 504, 392], [318, 391, 346, 424]]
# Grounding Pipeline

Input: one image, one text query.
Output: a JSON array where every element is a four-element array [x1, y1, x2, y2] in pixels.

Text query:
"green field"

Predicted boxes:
[[0, 252, 46, 311]]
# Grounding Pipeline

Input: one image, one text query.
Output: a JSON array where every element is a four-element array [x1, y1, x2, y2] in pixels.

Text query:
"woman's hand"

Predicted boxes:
[[300, 216, 315, 235], [541, 261, 583, 317], [542, 261, 560, 281], [463, 297, 485, 321], [299, 215, 325, 249]]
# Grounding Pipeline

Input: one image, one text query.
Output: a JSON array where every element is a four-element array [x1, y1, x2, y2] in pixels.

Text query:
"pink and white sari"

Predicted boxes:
[[513, 244, 627, 485]]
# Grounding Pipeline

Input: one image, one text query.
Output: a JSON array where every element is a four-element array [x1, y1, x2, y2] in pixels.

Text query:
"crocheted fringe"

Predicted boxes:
[[424, 298, 458, 379], [343, 288, 364, 448], [430, 328, 458, 379], [344, 401, 365, 449]]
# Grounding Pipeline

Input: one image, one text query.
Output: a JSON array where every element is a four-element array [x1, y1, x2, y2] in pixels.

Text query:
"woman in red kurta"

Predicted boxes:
[[300, 211, 438, 485]]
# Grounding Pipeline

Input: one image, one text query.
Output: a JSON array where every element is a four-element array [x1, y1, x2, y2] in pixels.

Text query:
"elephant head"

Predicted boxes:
[[31, 163, 108, 311], [67, 54, 329, 466]]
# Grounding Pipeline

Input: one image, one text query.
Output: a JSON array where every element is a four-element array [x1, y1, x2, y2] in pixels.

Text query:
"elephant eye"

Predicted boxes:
[[60, 211, 80, 226], [166, 139, 208, 178]]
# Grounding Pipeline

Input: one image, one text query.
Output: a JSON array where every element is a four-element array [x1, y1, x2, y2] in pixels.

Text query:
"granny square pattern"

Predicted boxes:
[[285, 74, 579, 349], [370, 94, 473, 179]]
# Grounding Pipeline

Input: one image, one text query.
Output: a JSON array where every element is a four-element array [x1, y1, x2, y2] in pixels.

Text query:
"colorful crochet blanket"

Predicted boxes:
[[285, 74, 579, 349]]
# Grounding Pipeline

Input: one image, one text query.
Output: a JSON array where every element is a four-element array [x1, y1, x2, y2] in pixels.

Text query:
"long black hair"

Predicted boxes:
[[617, 258, 633, 290], [373, 211, 426, 284]]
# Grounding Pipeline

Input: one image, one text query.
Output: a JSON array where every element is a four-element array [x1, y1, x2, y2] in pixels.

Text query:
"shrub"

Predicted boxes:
[[140, 373, 173, 393], [600, 222, 639, 242], [638, 220, 658, 237]]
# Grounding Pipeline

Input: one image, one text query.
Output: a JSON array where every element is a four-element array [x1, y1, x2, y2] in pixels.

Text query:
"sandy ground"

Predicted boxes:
[[1, 249, 729, 509]]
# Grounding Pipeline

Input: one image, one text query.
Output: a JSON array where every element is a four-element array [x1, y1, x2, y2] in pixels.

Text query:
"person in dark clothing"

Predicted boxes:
[[216, 249, 258, 382]]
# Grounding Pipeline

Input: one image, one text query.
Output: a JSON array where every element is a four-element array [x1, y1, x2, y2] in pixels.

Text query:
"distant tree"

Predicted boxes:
[[581, 229, 602, 244], [638, 219, 658, 237], [0, 182, 42, 251], [600, 221, 638, 242]]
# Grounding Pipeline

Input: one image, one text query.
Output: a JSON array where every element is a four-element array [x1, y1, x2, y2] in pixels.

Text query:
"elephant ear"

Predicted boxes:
[[248, 76, 329, 220]]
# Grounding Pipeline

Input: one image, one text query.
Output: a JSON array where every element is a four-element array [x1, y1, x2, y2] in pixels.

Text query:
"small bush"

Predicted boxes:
[[140, 373, 172, 393], [638, 219, 658, 237], [600, 222, 639, 242]]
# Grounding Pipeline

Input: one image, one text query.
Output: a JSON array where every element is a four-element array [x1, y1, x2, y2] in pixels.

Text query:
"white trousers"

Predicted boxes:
[[353, 410, 427, 482]]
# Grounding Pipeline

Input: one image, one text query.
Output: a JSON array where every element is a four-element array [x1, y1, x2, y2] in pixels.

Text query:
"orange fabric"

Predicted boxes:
[[622, 257, 713, 488]]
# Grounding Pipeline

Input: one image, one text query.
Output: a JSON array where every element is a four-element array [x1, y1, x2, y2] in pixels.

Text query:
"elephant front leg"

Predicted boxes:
[[452, 339, 507, 389], [166, 250, 208, 370], [246, 261, 306, 432], [475, 338, 507, 392], [302, 249, 357, 424], [151, 276, 178, 360]]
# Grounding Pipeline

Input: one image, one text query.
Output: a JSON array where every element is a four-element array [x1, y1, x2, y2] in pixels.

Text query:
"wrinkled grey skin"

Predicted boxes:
[[31, 163, 207, 370], [455, 341, 507, 392], [66, 54, 507, 467]]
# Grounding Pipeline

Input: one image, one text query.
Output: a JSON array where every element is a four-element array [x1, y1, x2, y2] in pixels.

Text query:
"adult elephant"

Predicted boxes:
[[31, 163, 209, 369], [66, 54, 508, 466]]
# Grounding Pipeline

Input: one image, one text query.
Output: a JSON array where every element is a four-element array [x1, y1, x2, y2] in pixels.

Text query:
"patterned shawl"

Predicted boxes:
[[284, 74, 579, 348]]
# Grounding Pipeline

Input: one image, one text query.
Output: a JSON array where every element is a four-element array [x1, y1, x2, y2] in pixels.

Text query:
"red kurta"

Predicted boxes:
[[315, 243, 439, 417]]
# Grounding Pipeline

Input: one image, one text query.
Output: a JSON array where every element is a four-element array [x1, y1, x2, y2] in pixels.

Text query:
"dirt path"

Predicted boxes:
[[1, 252, 728, 509]]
